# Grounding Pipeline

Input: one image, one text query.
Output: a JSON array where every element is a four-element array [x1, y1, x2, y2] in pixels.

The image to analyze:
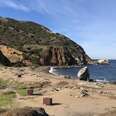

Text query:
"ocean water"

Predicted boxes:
[[53, 60, 116, 82]]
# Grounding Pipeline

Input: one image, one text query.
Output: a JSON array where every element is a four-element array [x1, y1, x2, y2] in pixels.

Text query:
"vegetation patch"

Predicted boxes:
[[16, 83, 27, 96], [0, 91, 16, 107], [17, 88, 27, 96], [0, 79, 9, 89]]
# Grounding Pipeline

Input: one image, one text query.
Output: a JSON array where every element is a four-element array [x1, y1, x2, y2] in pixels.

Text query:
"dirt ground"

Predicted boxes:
[[0, 66, 116, 116]]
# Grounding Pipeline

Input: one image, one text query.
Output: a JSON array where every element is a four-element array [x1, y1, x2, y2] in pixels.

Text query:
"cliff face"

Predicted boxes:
[[39, 47, 77, 66], [0, 17, 92, 66]]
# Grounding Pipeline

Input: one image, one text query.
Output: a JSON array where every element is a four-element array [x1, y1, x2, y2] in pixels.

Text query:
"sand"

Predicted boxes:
[[0, 66, 116, 116]]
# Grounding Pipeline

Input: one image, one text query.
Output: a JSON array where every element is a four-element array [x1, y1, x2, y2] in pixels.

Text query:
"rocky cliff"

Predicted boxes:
[[0, 17, 92, 66], [39, 47, 77, 66]]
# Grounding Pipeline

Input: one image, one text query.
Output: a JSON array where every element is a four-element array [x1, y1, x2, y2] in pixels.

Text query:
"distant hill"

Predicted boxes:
[[0, 17, 92, 66]]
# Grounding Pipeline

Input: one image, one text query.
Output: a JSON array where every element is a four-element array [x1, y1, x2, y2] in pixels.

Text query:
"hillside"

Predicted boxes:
[[0, 17, 92, 66]]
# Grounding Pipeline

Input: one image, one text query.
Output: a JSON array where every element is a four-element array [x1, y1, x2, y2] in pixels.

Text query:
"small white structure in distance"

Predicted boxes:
[[97, 59, 109, 64]]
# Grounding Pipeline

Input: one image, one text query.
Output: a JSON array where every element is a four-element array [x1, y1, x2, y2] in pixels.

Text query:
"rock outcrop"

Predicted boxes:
[[0, 45, 24, 66], [39, 47, 77, 66], [97, 59, 109, 64], [77, 66, 90, 81], [0, 51, 11, 66], [0, 17, 92, 66], [1, 107, 48, 116]]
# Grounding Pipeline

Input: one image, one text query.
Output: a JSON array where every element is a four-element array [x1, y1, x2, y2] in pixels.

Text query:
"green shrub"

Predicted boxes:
[[0, 91, 16, 107]]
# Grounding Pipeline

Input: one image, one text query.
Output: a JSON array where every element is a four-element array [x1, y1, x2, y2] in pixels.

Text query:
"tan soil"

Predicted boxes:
[[0, 66, 116, 116]]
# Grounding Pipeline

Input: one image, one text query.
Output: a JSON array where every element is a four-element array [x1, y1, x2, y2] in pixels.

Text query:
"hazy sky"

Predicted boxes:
[[0, 0, 116, 59]]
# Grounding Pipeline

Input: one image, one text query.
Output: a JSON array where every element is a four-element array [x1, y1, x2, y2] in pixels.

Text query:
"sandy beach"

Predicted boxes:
[[0, 66, 116, 116]]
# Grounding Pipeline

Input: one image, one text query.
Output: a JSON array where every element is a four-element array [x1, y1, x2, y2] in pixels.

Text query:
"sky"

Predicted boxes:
[[0, 0, 116, 59]]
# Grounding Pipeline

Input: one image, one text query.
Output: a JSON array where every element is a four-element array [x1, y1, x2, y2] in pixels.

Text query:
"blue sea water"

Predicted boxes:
[[54, 60, 116, 82]]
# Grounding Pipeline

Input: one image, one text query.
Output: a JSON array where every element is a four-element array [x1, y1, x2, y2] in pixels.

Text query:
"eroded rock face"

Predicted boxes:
[[0, 45, 24, 66], [39, 47, 77, 66], [1, 107, 49, 116]]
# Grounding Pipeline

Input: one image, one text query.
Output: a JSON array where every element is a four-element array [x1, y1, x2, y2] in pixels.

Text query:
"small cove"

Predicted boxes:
[[50, 60, 116, 82]]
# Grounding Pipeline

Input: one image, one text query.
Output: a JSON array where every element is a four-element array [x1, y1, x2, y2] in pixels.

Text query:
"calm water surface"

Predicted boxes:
[[54, 60, 116, 82]]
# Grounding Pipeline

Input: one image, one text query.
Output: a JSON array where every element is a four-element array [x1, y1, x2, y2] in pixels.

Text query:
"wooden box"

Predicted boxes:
[[27, 89, 33, 95], [43, 97, 52, 105]]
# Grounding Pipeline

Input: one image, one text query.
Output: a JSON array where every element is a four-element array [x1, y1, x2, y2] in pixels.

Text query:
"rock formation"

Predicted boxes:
[[0, 51, 11, 66], [0, 45, 24, 66], [77, 66, 90, 81], [39, 47, 77, 66], [0, 17, 92, 66], [97, 59, 109, 64], [1, 107, 48, 116]]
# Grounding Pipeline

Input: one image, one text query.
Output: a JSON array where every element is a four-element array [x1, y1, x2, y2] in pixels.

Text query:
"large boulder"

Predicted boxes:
[[0, 45, 24, 63], [1, 107, 48, 116], [0, 45, 24, 66], [77, 66, 90, 81]]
